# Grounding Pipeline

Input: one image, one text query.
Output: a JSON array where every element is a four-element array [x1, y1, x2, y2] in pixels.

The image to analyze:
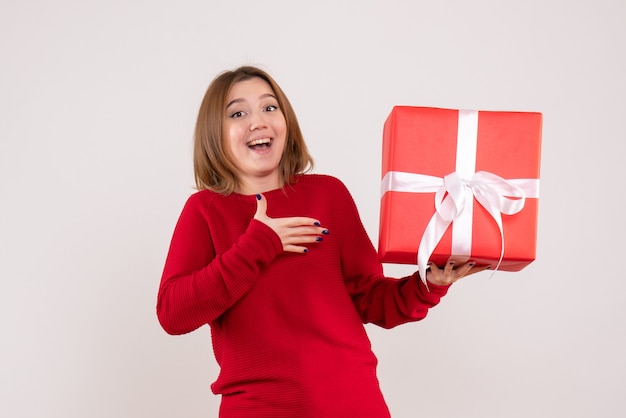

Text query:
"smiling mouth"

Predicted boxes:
[[246, 138, 272, 150]]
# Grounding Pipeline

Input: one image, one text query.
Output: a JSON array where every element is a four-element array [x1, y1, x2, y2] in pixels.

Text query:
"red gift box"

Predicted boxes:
[[378, 106, 542, 281]]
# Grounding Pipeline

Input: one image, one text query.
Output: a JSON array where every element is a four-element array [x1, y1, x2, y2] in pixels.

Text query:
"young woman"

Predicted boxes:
[[157, 65, 486, 417]]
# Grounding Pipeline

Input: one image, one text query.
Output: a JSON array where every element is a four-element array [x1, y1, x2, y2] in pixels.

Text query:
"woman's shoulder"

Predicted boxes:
[[298, 173, 348, 190], [295, 174, 355, 203], [182, 188, 223, 211]]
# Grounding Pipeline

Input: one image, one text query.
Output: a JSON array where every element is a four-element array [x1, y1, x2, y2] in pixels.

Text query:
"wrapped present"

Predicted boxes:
[[378, 106, 542, 283]]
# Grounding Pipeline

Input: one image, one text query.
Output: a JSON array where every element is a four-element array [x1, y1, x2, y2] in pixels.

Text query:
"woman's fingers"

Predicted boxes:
[[254, 193, 327, 253], [255, 194, 321, 228], [253, 193, 267, 220], [426, 259, 490, 286], [277, 224, 328, 253]]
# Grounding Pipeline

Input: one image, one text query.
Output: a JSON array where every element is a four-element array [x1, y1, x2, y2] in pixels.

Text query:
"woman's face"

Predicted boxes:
[[223, 77, 287, 193]]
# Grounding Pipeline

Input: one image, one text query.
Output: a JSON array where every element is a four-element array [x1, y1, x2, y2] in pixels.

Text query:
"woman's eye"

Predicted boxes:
[[230, 111, 245, 119], [264, 104, 278, 112]]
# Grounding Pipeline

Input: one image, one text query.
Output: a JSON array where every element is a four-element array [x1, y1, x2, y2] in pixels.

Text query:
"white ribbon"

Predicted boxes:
[[380, 110, 540, 286]]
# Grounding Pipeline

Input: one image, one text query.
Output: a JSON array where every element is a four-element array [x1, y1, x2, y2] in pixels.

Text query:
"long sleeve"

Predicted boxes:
[[156, 192, 283, 335], [332, 178, 450, 329]]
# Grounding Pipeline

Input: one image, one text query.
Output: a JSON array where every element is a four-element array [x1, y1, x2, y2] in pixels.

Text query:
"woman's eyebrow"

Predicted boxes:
[[226, 93, 277, 110], [226, 98, 244, 110]]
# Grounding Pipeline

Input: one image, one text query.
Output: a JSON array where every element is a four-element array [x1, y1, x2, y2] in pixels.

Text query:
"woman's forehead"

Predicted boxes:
[[228, 78, 273, 98]]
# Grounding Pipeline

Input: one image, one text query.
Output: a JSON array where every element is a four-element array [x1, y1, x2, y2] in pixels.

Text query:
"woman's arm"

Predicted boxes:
[[334, 178, 451, 328], [156, 194, 282, 335]]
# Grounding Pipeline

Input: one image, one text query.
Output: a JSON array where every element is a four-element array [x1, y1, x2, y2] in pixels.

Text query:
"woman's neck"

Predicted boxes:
[[236, 175, 284, 195]]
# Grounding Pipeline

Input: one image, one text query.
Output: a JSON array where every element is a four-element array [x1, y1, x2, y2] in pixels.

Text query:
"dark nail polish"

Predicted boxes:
[[316, 237, 323, 242], [322, 229, 329, 235], [256, 194, 261, 200], [303, 248, 309, 253], [468, 262, 476, 267], [314, 222, 321, 226], [486, 265, 492, 270]]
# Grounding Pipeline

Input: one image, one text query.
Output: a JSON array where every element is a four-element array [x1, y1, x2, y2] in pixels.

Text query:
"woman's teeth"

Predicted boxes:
[[247, 138, 271, 148]]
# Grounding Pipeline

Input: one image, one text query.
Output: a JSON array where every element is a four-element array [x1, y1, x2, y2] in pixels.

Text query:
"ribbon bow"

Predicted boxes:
[[416, 170, 528, 286]]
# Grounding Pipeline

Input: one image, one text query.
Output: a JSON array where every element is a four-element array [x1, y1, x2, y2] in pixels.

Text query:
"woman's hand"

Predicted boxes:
[[254, 193, 327, 253], [426, 259, 491, 286]]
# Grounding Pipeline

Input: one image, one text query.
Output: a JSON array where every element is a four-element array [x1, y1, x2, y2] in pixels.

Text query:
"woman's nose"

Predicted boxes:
[[248, 111, 267, 131]]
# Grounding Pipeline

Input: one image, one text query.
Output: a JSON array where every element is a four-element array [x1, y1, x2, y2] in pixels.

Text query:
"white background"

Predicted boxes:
[[2, 1, 625, 417]]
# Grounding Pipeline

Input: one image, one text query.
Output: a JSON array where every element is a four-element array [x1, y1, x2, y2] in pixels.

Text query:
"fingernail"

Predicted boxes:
[[314, 222, 321, 226], [256, 194, 261, 200], [303, 248, 309, 253], [322, 229, 329, 235], [448, 260, 455, 265], [486, 265, 492, 270], [316, 237, 323, 242], [468, 262, 476, 267]]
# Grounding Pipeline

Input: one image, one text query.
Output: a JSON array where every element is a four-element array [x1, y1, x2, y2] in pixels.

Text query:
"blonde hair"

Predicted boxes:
[[193, 66, 314, 194]]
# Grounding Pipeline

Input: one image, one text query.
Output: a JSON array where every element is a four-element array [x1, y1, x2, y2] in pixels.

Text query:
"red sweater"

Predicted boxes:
[[157, 174, 449, 418]]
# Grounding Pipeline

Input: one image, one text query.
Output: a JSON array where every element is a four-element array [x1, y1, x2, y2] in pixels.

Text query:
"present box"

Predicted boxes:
[[378, 106, 542, 280]]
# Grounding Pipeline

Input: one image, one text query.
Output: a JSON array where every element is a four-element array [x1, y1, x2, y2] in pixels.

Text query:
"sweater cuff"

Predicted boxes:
[[425, 279, 451, 294], [416, 272, 451, 296], [241, 219, 283, 264]]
